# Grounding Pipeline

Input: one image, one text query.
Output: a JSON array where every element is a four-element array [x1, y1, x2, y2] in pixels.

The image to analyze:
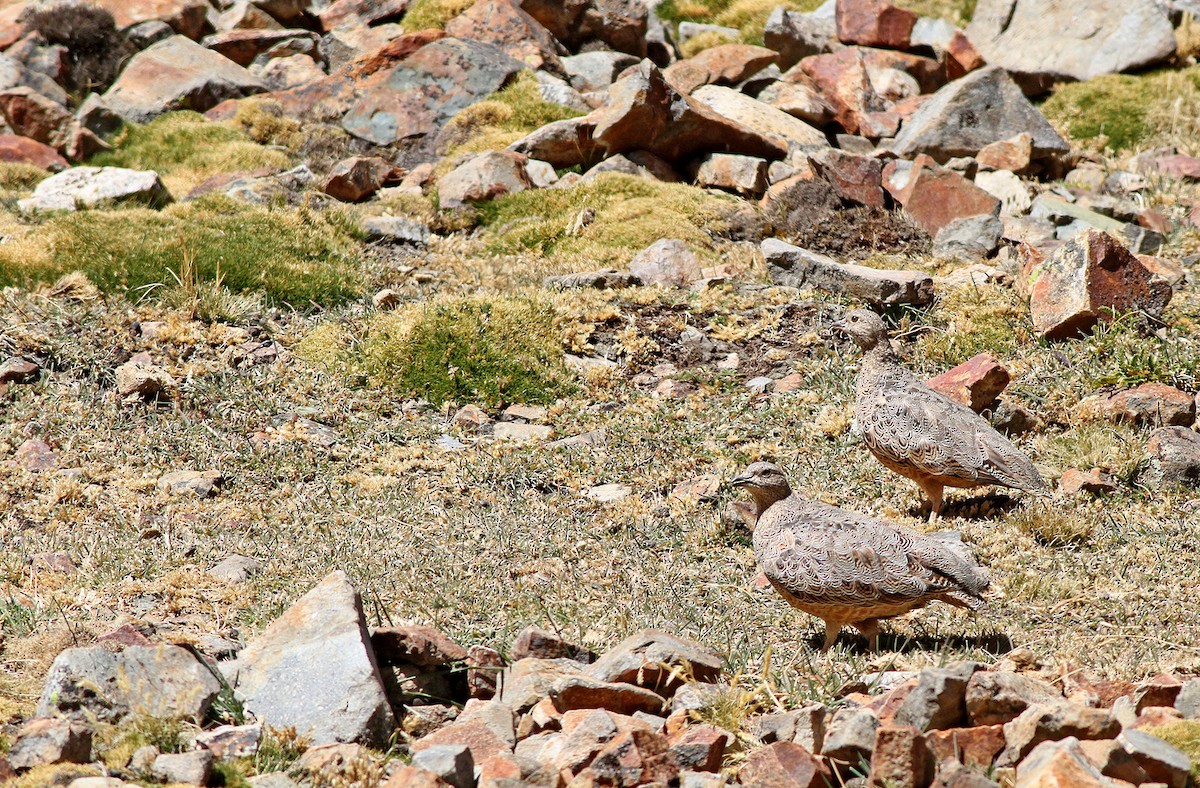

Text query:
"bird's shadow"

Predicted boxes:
[[810, 630, 1015, 656], [908, 492, 1022, 522]]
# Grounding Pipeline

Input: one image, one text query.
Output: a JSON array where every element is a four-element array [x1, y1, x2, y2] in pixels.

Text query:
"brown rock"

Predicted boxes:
[[836, 0, 917, 49], [860, 47, 944, 94], [15, 436, 56, 473], [202, 28, 320, 67], [669, 724, 727, 772], [381, 764, 451, 787], [0, 357, 39, 384], [1026, 229, 1173, 340], [966, 671, 1063, 727], [1117, 728, 1191, 788], [689, 84, 828, 156], [926, 725, 1005, 770], [931, 759, 1002, 787], [1132, 674, 1184, 712], [583, 728, 679, 787], [868, 725, 933, 788], [1015, 737, 1110, 788], [763, 238, 935, 307], [0, 134, 66, 170], [884, 155, 1000, 236], [1097, 383, 1196, 428], [438, 150, 532, 209], [1078, 739, 1150, 784], [738, 741, 830, 787], [977, 133, 1033, 174], [512, 626, 593, 662], [809, 148, 885, 208], [1000, 703, 1120, 766], [1133, 705, 1183, 729], [444, 0, 563, 75], [551, 675, 666, 716], [1059, 468, 1118, 496], [0, 87, 103, 162], [587, 630, 724, 694], [664, 44, 778, 94], [799, 48, 885, 135], [1150, 153, 1200, 181], [410, 718, 511, 773], [92, 0, 208, 39], [319, 0, 411, 31], [925, 353, 1010, 413], [324, 156, 399, 202], [371, 625, 468, 667], [944, 30, 986, 81], [628, 239, 703, 287], [7, 718, 92, 770], [1149, 426, 1200, 487], [758, 74, 835, 126], [692, 152, 768, 197], [1062, 673, 1136, 709]]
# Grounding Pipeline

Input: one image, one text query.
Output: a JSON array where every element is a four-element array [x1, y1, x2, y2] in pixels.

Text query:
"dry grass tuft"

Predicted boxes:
[[402, 0, 475, 31], [1008, 504, 1095, 547]]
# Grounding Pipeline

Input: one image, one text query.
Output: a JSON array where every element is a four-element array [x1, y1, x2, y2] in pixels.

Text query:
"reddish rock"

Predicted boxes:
[[444, 0, 564, 75], [1060, 468, 1118, 496], [758, 73, 834, 126], [868, 725, 933, 788], [773, 372, 806, 394], [202, 28, 320, 67], [0, 134, 66, 170], [926, 725, 1005, 770], [0, 88, 104, 162], [581, 728, 679, 786], [1096, 383, 1196, 428], [1000, 703, 1120, 766], [966, 672, 1062, 727], [586, 629, 723, 693], [6, 718, 92, 770], [319, 0, 411, 31], [809, 148, 885, 207], [93, 0, 209, 39], [380, 765, 450, 787], [468, 646, 505, 701], [692, 152, 768, 196], [664, 44, 778, 94], [977, 133, 1033, 173], [1137, 208, 1172, 235], [438, 150, 532, 209], [860, 48, 944, 94], [925, 353, 1010, 413], [15, 437, 55, 473], [629, 239, 703, 288], [1132, 674, 1184, 712], [1117, 728, 1191, 788], [1078, 738, 1150, 784], [884, 155, 1000, 236], [511, 627, 592, 662], [1062, 674, 1136, 709], [410, 718, 510, 772], [1015, 737, 1110, 787], [371, 625, 468, 667], [0, 357, 39, 384], [551, 675, 666, 716], [1026, 229, 1173, 340], [1133, 705, 1184, 729], [0, 3, 23, 50], [668, 724, 727, 772], [738, 741, 830, 787], [799, 48, 886, 135], [324, 156, 400, 202], [944, 30, 986, 80], [836, 0, 917, 49], [1150, 153, 1200, 181]]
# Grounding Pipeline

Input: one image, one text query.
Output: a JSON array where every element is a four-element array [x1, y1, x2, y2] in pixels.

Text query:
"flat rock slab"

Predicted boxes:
[[37, 644, 220, 723], [223, 570, 396, 745], [763, 238, 934, 307], [20, 167, 172, 213]]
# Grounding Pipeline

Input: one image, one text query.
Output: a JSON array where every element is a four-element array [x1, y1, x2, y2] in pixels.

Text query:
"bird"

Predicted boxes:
[[832, 308, 1049, 521], [731, 461, 990, 653]]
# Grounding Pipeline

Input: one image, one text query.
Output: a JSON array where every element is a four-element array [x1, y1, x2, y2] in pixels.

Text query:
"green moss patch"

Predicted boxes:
[[1144, 721, 1200, 779], [402, 0, 475, 30], [0, 197, 365, 306]]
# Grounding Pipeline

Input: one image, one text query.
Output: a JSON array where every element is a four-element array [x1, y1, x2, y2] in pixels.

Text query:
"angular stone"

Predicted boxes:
[[467, 646, 504, 701], [411, 744, 473, 788], [692, 153, 768, 197], [926, 354, 1010, 413], [587, 630, 723, 694], [977, 133, 1033, 174], [343, 37, 524, 145], [410, 719, 507, 777], [38, 645, 220, 723], [1015, 737, 1109, 787], [20, 167, 172, 213], [196, 724, 263, 761], [739, 740, 829, 787], [492, 422, 553, 442], [114, 360, 176, 400], [1150, 427, 1200, 487], [1060, 468, 1118, 496], [933, 760, 1002, 787], [763, 238, 934, 307], [975, 170, 1032, 216], [544, 269, 641, 290], [0, 133, 66, 170], [585, 729, 679, 787], [90, 0, 208, 39], [664, 44, 778, 94], [758, 75, 834, 127], [371, 625, 468, 668], [690, 84, 827, 155], [438, 150, 532, 209], [933, 214, 1003, 260], [885, 156, 1000, 237], [444, 0, 563, 75], [868, 725, 932, 788], [1116, 729, 1189, 788], [323, 156, 398, 202], [836, 0, 917, 49], [628, 239, 703, 288], [551, 675, 666, 716], [580, 150, 681, 182], [967, 0, 1175, 95], [0, 357, 39, 384], [798, 47, 885, 135], [7, 718, 93, 771], [563, 51, 640, 93], [890, 66, 1069, 164], [1026, 229, 1173, 340], [823, 706, 879, 763], [766, 5, 839, 70], [501, 657, 587, 713], [1000, 703, 1120, 766], [158, 469, 223, 497], [153, 750, 213, 785], [512, 626, 592, 662], [966, 671, 1063, 726], [103, 36, 264, 123], [1096, 383, 1196, 428], [926, 725, 1005, 770], [892, 663, 981, 732], [209, 554, 261, 583], [222, 570, 396, 745], [202, 28, 320, 67], [670, 724, 727, 772]]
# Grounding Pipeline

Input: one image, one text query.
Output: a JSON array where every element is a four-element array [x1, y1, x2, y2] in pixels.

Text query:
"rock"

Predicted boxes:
[[113, 359, 176, 401], [444, 0, 562, 75], [7, 718, 93, 770], [1000, 703, 1120, 766], [797, 47, 889, 136], [966, 671, 1063, 726], [765, 6, 839, 70], [808, 148, 884, 207], [670, 725, 728, 772], [926, 725, 1006, 770], [1093, 383, 1196, 428], [926, 354, 1010, 413], [1116, 728, 1189, 788], [363, 216, 430, 246], [1059, 468, 1118, 496], [323, 156, 398, 202], [410, 744, 473, 788], [544, 269, 641, 289], [933, 760, 1002, 787], [0, 87, 106, 162], [152, 750, 213, 785], [563, 51, 640, 93], [551, 675, 666, 716], [195, 724, 263, 761], [758, 76, 834, 126], [466, 646, 504, 701], [977, 133, 1034, 174], [823, 706, 879, 763], [884, 156, 1000, 237], [580, 151, 681, 183], [738, 741, 829, 787], [692, 153, 768, 196], [20, 167, 172, 213], [664, 44, 778, 94], [0, 357, 40, 384], [967, 0, 1176, 95], [492, 422, 553, 442], [202, 28, 321, 67], [628, 239, 703, 288], [1026, 229, 1173, 340], [372, 625, 468, 667], [889, 66, 1069, 165], [1078, 738, 1150, 784], [676, 21, 739, 46], [0, 133, 66, 170], [933, 214, 1003, 260], [892, 663, 981, 731], [1149, 427, 1200, 487], [586, 483, 634, 502], [763, 238, 935, 307], [690, 84, 828, 155], [836, 0, 917, 49], [15, 437, 55, 473], [343, 37, 524, 146], [1132, 674, 1185, 712], [222, 570, 396, 745], [868, 725, 933, 788], [584, 729, 679, 786], [209, 554, 261, 583], [38, 645, 220, 723], [501, 658, 587, 713], [512, 627, 593, 663], [1014, 736, 1110, 787], [102, 36, 264, 122], [975, 170, 1032, 216], [158, 469, 223, 497], [587, 630, 723, 693], [438, 150, 531, 209]]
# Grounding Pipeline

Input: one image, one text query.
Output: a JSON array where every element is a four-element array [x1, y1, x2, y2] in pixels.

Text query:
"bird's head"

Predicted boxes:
[[730, 461, 792, 511], [831, 308, 889, 351]]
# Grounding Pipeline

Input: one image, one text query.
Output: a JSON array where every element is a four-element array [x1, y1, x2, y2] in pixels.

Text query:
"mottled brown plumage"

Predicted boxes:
[[834, 309, 1049, 520], [732, 462, 990, 652]]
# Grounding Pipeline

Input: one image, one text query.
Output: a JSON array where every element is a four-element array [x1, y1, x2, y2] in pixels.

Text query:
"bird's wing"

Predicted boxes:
[[861, 381, 1048, 492]]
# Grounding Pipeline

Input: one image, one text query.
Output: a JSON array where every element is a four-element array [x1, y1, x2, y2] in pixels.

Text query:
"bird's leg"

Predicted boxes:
[[820, 622, 840, 654], [919, 479, 945, 523], [857, 620, 880, 653]]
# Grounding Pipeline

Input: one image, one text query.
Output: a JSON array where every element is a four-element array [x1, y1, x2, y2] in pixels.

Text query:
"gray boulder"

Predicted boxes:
[[19, 167, 172, 213], [763, 238, 934, 307]]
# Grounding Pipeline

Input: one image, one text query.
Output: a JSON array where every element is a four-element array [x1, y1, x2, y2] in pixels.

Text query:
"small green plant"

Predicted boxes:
[[0, 597, 40, 637], [1009, 504, 1094, 547], [254, 726, 310, 775], [402, 0, 475, 30]]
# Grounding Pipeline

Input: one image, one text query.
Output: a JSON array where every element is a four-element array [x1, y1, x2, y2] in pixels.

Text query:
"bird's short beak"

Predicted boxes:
[[730, 472, 753, 487], [829, 319, 847, 334]]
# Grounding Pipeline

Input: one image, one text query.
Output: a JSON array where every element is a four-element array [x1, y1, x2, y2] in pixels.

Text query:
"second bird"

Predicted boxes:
[[833, 309, 1050, 520]]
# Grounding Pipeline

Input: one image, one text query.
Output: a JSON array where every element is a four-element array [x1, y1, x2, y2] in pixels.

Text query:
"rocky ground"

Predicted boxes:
[[0, 0, 1199, 785]]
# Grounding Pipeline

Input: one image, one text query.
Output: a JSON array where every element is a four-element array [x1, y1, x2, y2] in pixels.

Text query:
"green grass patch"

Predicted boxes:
[[475, 173, 736, 266], [300, 292, 576, 407], [1040, 68, 1200, 153], [915, 284, 1029, 368], [0, 196, 365, 307], [402, 0, 474, 30], [0, 163, 50, 196], [1144, 721, 1200, 779], [90, 111, 291, 195]]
